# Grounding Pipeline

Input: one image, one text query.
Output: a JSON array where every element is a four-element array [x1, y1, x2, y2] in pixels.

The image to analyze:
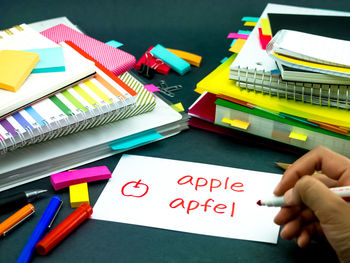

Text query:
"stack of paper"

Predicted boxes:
[[0, 19, 189, 191], [189, 3, 350, 157]]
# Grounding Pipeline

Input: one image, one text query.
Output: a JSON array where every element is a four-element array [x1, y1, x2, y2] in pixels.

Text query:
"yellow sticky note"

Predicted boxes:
[[221, 118, 233, 125], [229, 39, 246, 53], [289, 132, 307, 141], [69, 183, 90, 208], [261, 19, 272, 36], [0, 50, 39, 92], [171, 102, 185, 112], [244, 21, 257, 26], [230, 119, 250, 130]]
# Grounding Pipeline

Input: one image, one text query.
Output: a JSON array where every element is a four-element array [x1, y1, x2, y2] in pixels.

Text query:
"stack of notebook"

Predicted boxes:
[[0, 19, 188, 191], [189, 3, 350, 157]]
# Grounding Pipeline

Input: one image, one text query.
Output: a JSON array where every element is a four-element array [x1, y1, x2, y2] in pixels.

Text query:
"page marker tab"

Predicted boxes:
[[230, 39, 237, 47], [227, 33, 249, 40], [50, 166, 112, 190], [106, 40, 124, 48], [166, 48, 202, 67], [241, 17, 259, 22], [258, 28, 272, 50], [110, 131, 163, 150], [260, 19, 272, 36], [170, 102, 185, 112], [69, 183, 90, 208], [270, 69, 281, 75], [221, 118, 233, 125], [220, 57, 229, 63], [244, 21, 257, 26], [144, 84, 160, 92], [289, 132, 307, 141], [230, 119, 250, 130], [150, 44, 191, 75], [238, 30, 252, 35], [229, 39, 246, 53]]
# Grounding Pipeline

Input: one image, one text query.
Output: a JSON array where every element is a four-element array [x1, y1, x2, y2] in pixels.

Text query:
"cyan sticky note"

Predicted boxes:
[[241, 17, 259, 22], [106, 40, 124, 48], [23, 47, 65, 73], [150, 44, 191, 75], [110, 131, 163, 150], [238, 30, 252, 35]]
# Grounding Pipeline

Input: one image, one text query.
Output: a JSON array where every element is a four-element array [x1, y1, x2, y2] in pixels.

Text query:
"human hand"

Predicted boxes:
[[273, 146, 350, 263]]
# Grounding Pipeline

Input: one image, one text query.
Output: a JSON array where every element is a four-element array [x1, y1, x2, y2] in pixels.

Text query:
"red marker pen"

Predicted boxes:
[[35, 203, 93, 255]]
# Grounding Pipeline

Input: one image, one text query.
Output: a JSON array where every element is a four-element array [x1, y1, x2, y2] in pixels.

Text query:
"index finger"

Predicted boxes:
[[274, 146, 350, 196]]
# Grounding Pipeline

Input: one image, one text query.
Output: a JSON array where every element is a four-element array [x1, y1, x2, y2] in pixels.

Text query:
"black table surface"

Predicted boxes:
[[1, 0, 349, 262]]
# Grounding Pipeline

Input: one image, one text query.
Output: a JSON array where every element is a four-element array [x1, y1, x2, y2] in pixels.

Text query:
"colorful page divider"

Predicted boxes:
[[0, 66, 135, 144]]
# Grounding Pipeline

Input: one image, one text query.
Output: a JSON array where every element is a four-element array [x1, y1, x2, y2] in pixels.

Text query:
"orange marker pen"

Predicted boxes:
[[0, 203, 35, 237]]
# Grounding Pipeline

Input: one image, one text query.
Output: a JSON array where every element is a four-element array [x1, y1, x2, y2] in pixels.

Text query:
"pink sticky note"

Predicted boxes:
[[144, 84, 160, 92], [227, 33, 249, 40], [50, 166, 112, 190]]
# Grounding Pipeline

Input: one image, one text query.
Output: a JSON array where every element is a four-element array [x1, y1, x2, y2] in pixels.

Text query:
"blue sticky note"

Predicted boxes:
[[23, 47, 65, 73], [110, 131, 163, 150], [150, 44, 191, 75], [106, 40, 124, 48]]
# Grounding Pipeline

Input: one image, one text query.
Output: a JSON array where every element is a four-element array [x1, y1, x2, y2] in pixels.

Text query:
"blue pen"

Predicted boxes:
[[17, 196, 62, 263]]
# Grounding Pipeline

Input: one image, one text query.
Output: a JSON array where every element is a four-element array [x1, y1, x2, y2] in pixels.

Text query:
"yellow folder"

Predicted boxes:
[[196, 55, 350, 128]]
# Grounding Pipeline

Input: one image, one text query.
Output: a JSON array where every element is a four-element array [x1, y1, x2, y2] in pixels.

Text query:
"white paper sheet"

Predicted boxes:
[[92, 155, 282, 244]]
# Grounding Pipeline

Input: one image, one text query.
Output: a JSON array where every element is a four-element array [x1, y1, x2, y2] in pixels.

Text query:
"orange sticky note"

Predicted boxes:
[[0, 50, 39, 92], [166, 48, 202, 67], [229, 39, 246, 53]]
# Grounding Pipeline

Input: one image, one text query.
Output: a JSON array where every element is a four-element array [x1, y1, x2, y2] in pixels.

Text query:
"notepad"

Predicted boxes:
[[0, 50, 39, 92], [267, 30, 350, 77]]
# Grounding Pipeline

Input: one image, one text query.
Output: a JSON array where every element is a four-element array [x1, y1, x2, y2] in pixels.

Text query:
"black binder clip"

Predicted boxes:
[[158, 80, 182, 97], [137, 52, 163, 79]]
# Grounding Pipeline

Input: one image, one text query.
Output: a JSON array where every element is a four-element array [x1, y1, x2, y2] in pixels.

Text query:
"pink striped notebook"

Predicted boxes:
[[41, 24, 136, 76]]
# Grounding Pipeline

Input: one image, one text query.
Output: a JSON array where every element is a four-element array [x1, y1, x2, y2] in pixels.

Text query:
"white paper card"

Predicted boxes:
[[92, 155, 282, 244]]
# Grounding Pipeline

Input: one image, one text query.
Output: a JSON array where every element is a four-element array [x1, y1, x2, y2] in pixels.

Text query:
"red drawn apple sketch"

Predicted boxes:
[[121, 179, 149, 198]]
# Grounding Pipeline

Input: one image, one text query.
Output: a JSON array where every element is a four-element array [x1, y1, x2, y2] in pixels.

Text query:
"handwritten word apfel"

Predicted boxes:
[[169, 198, 235, 217]]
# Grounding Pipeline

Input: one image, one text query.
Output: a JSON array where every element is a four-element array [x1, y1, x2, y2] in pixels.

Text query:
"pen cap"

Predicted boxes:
[[0, 204, 35, 236], [35, 203, 93, 255]]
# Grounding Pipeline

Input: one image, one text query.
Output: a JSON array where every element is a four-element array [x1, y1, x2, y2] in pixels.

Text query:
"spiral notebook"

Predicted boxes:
[[0, 42, 156, 154], [0, 24, 96, 119]]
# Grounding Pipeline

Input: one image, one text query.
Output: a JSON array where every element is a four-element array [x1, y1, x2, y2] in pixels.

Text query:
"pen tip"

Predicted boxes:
[[257, 200, 262, 206]]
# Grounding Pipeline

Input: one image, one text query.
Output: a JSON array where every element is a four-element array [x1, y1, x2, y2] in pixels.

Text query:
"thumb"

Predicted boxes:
[[292, 176, 346, 222], [291, 176, 350, 263]]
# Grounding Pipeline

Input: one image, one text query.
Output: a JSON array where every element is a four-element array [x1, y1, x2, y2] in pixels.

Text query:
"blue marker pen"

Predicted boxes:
[[17, 195, 62, 263]]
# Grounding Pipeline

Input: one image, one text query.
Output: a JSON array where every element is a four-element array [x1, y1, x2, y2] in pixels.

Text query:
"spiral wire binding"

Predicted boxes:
[[15, 128, 26, 149], [237, 67, 349, 110], [5, 132, 17, 152]]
